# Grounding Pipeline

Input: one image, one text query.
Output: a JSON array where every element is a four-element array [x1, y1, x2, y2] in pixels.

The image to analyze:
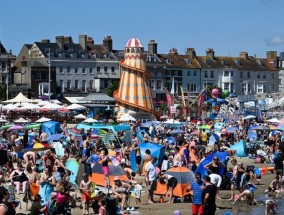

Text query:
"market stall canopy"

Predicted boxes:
[[2, 104, 17, 111], [42, 103, 63, 110], [84, 118, 98, 123], [117, 113, 136, 122], [19, 103, 40, 110], [3, 92, 35, 103], [35, 117, 52, 123]]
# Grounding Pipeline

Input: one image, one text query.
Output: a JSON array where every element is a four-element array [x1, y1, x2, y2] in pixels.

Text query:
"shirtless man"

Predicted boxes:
[[265, 175, 282, 193], [23, 151, 36, 165], [39, 131, 48, 143], [80, 174, 92, 215], [82, 136, 89, 160]]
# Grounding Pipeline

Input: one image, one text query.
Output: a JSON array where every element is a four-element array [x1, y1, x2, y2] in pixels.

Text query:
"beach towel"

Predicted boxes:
[[39, 182, 54, 205]]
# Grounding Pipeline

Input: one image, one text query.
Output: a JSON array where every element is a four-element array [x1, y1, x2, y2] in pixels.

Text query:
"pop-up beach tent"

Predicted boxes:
[[230, 140, 247, 157], [130, 142, 165, 172], [42, 121, 61, 136]]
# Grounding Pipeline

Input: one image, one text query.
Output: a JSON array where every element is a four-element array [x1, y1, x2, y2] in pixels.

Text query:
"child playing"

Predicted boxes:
[[80, 174, 92, 215], [134, 182, 143, 205], [265, 199, 278, 215]]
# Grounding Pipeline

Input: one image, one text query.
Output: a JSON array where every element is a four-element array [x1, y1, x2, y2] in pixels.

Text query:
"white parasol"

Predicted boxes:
[[35, 117, 52, 123]]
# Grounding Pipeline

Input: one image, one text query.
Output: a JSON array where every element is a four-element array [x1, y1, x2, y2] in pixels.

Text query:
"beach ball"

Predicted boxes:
[[211, 88, 219, 98]]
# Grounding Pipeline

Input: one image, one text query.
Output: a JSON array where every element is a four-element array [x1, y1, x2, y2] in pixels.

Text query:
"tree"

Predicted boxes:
[[104, 80, 120, 97], [0, 84, 7, 101]]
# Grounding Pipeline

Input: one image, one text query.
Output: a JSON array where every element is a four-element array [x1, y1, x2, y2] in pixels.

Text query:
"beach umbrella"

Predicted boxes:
[[201, 124, 211, 130], [7, 125, 24, 131], [19, 103, 40, 110], [0, 119, 7, 123], [0, 124, 14, 130], [14, 118, 29, 124], [66, 128, 83, 139], [227, 126, 238, 133], [74, 114, 87, 119], [160, 115, 169, 119], [208, 133, 220, 145], [163, 119, 181, 124], [58, 108, 70, 113], [84, 118, 98, 123], [117, 113, 136, 122], [155, 167, 195, 197], [23, 142, 51, 151], [141, 121, 160, 127], [277, 125, 284, 131], [37, 107, 50, 112], [35, 117, 52, 123], [90, 161, 128, 186], [25, 123, 41, 130], [170, 129, 185, 134], [37, 101, 50, 106], [46, 134, 65, 141], [3, 92, 35, 103], [2, 104, 18, 111], [66, 104, 86, 110], [214, 122, 225, 130], [243, 115, 256, 120], [190, 130, 200, 135], [267, 118, 281, 123], [252, 125, 270, 130], [42, 103, 62, 110]]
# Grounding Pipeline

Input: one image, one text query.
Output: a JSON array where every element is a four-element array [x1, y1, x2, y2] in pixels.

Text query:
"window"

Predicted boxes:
[[59, 67, 64, 75], [247, 83, 251, 93], [150, 79, 155, 90], [210, 71, 214, 78], [35, 72, 41, 81], [82, 68, 86, 74], [231, 83, 234, 92], [242, 84, 246, 93], [104, 80, 108, 88], [75, 68, 79, 75], [193, 71, 197, 76], [272, 73, 274, 79], [89, 80, 93, 89], [257, 84, 264, 93], [257, 73, 260, 79], [240, 71, 243, 78], [82, 80, 86, 91], [204, 71, 208, 78], [90, 68, 94, 74], [230, 71, 234, 77], [224, 83, 230, 91], [178, 70, 182, 76], [104, 67, 108, 72], [66, 66, 71, 75], [157, 79, 162, 89], [97, 67, 101, 72], [190, 83, 197, 92], [59, 80, 64, 90], [224, 71, 230, 77], [247, 72, 250, 78], [111, 67, 115, 72], [187, 70, 191, 76], [67, 80, 71, 89], [75, 80, 79, 89]]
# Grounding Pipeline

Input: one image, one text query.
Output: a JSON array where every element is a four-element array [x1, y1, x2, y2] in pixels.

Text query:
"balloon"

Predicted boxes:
[[223, 90, 230, 97], [211, 88, 219, 98]]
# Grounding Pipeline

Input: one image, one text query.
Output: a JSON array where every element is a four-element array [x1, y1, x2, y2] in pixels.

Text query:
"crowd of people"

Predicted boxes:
[[0, 116, 283, 214]]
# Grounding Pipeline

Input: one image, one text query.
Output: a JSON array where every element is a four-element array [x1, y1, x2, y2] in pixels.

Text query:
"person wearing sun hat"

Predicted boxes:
[[112, 176, 131, 210], [173, 210, 181, 215]]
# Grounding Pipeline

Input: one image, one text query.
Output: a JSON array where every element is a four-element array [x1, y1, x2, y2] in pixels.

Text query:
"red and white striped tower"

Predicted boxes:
[[113, 38, 156, 118]]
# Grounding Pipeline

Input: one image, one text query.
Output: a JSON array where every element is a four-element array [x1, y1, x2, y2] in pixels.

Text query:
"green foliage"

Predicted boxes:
[[104, 80, 120, 97], [0, 85, 7, 101]]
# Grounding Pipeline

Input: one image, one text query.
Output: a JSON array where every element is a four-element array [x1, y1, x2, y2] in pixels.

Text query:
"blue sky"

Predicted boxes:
[[1, 0, 284, 57]]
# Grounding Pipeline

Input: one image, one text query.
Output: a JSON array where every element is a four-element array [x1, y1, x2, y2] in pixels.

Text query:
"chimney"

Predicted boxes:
[[148, 40, 157, 54], [239, 52, 248, 60], [42, 39, 50, 43], [266, 51, 277, 60], [206, 48, 214, 59], [79, 35, 87, 51], [87, 37, 94, 45], [185, 48, 196, 59], [56, 36, 64, 50], [169, 48, 178, 55], [64, 36, 73, 44], [103, 36, 113, 52]]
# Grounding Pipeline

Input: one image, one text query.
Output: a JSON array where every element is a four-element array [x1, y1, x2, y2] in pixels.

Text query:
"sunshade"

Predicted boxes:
[[23, 142, 51, 151], [190, 130, 200, 135], [117, 114, 136, 122], [35, 117, 52, 123], [25, 123, 41, 130], [214, 122, 225, 130], [227, 126, 238, 133], [66, 128, 83, 139], [7, 125, 24, 131], [155, 166, 195, 197], [58, 108, 70, 113], [163, 119, 181, 124], [3, 92, 35, 103], [84, 118, 98, 123], [251, 125, 270, 130], [208, 133, 220, 145], [0, 124, 14, 130], [141, 121, 160, 127], [0, 119, 7, 123], [90, 161, 128, 186], [37, 101, 50, 106], [66, 104, 86, 110], [170, 129, 185, 134], [2, 104, 18, 111], [201, 124, 211, 129], [19, 103, 40, 110], [46, 134, 65, 141], [243, 115, 256, 120], [42, 103, 63, 110], [14, 118, 29, 123], [267, 118, 281, 123], [74, 114, 87, 119]]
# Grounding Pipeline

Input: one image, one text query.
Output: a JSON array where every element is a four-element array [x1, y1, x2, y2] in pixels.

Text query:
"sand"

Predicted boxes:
[[15, 157, 276, 215]]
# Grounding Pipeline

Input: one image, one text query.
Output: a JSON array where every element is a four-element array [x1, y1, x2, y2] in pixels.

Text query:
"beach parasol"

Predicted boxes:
[[267, 118, 281, 123], [277, 125, 284, 131], [66, 128, 83, 139], [226, 126, 238, 133], [2, 104, 18, 111], [23, 142, 51, 151], [74, 114, 87, 119], [3, 92, 35, 103], [46, 134, 65, 141], [35, 117, 52, 123], [190, 130, 200, 135], [7, 125, 24, 131], [14, 118, 29, 123], [117, 113, 136, 122], [0, 119, 7, 123], [66, 104, 86, 110], [84, 118, 98, 123], [243, 115, 256, 120], [42, 103, 62, 110], [58, 108, 70, 113], [90, 161, 128, 186], [19, 103, 40, 110], [170, 129, 185, 134]]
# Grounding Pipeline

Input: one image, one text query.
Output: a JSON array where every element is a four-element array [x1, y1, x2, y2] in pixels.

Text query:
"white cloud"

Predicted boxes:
[[265, 35, 284, 46]]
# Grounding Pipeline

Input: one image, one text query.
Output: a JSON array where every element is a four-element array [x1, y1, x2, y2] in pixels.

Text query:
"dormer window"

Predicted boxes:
[[166, 59, 172, 64], [148, 56, 155, 62], [185, 58, 191, 64], [95, 53, 100, 58]]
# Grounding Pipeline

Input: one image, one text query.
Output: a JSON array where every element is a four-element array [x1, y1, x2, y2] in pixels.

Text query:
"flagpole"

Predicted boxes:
[[188, 86, 209, 108]]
